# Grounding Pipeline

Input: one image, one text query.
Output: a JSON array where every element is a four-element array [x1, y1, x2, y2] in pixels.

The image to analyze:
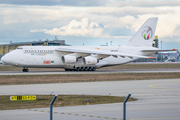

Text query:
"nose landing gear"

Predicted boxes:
[[22, 68, 29, 72]]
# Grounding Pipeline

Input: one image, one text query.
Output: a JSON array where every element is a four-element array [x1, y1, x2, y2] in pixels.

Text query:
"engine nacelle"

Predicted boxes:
[[62, 55, 77, 64], [83, 56, 98, 65]]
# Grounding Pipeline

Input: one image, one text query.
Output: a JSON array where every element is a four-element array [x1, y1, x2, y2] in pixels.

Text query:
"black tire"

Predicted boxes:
[[84, 67, 88, 71], [80, 67, 83, 71], [75, 68, 79, 71], [87, 67, 91, 71], [92, 67, 96, 71]]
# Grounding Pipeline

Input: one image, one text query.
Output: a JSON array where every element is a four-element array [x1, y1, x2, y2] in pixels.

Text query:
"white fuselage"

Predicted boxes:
[[1, 46, 155, 69]]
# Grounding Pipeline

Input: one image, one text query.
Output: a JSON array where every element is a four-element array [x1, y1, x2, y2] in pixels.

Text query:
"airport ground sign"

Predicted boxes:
[[10, 95, 36, 100]]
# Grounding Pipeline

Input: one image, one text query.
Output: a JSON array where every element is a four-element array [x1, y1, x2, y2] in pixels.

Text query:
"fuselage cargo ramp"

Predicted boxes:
[[1, 18, 177, 72]]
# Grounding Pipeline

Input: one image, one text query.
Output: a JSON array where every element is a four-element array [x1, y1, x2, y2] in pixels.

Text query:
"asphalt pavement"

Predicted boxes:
[[1, 69, 180, 75], [0, 79, 180, 120]]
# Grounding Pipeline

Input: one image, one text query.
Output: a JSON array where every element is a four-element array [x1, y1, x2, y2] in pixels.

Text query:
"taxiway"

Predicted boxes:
[[0, 79, 180, 120], [0, 68, 180, 75]]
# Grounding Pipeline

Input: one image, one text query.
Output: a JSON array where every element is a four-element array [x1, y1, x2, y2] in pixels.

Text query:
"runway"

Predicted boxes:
[[1, 68, 180, 75], [0, 79, 180, 120]]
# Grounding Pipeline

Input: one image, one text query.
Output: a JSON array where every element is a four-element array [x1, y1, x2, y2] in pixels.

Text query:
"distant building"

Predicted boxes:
[[0, 39, 70, 58]]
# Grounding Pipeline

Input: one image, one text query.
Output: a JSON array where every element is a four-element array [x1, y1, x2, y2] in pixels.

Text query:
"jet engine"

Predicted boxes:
[[83, 56, 98, 65], [62, 55, 77, 63]]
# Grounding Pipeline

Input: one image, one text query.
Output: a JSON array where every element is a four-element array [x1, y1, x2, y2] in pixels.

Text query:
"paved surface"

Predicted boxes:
[[1, 69, 180, 75], [0, 79, 180, 120]]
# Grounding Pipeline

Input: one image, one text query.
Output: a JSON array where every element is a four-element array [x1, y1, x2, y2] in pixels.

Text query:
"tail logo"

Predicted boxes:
[[141, 26, 153, 40]]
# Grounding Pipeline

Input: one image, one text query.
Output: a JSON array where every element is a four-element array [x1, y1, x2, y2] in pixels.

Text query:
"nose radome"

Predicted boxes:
[[1, 53, 12, 64], [1, 55, 6, 63]]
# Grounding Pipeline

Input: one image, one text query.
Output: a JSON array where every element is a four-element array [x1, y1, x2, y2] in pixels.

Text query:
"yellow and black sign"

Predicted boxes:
[[10, 95, 36, 101]]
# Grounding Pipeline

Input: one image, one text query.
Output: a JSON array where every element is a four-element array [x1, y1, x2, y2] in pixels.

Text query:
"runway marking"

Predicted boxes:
[[25, 109, 121, 120], [130, 116, 180, 120], [132, 94, 180, 97], [149, 82, 180, 89]]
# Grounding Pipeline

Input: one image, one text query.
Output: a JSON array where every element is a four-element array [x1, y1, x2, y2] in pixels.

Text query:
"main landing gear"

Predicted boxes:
[[22, 68, 29, 72], [65, 67, 96, 71]]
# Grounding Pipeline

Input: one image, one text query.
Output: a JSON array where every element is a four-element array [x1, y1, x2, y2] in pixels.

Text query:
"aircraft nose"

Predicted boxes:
[[1, 55, 6, 63], [1, 54, 11, 64]]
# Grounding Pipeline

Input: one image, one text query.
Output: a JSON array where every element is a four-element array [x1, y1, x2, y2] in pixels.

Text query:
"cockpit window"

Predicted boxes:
[[16, 47, 23, 49]]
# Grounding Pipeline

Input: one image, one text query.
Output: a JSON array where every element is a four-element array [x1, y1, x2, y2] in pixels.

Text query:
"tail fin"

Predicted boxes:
[[126, 17, 158, 46]]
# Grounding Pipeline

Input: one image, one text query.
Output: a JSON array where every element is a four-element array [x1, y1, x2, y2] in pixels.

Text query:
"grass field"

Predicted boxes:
[[0, 95, 134, 110], [0, 72, 180, 85]]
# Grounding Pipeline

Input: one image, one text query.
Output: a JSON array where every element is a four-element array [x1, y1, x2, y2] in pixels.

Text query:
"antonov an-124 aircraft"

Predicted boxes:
[[1, 17, 177, 72]]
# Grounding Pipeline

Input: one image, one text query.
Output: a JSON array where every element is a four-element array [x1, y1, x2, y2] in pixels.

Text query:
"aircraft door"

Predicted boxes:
[[33, 59, 37, 65], [26, 57, 30, 63], [118, 47, 122, 52]]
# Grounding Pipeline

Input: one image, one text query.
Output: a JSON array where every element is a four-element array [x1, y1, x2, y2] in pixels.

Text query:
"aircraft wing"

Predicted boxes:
[[141, 49, 178, 52], [56, 48, 153, 59]]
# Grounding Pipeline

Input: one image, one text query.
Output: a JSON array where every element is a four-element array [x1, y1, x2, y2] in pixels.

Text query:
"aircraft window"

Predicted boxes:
[[16, 47, 23, 49]]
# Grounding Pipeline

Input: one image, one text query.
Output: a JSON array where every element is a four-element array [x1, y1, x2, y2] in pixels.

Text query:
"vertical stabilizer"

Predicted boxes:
[[126, 17, 158, 46]]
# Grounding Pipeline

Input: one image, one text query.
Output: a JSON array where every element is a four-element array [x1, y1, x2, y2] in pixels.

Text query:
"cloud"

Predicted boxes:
[[86, 6, 175, 17], [109, 0, 180, 7], [1, 0, 180, 7], [115, 13, 180, 40], [0, 4, 84, 24], [30, 29, 47, 33], [86, 6, 180, 40], [1, 1, 180, 45], [0, 0, 108, 6], [30, 18, 110, 38]]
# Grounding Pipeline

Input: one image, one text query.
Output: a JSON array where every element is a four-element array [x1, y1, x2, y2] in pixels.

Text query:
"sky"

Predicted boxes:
[[0, 0, 180, 49]]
